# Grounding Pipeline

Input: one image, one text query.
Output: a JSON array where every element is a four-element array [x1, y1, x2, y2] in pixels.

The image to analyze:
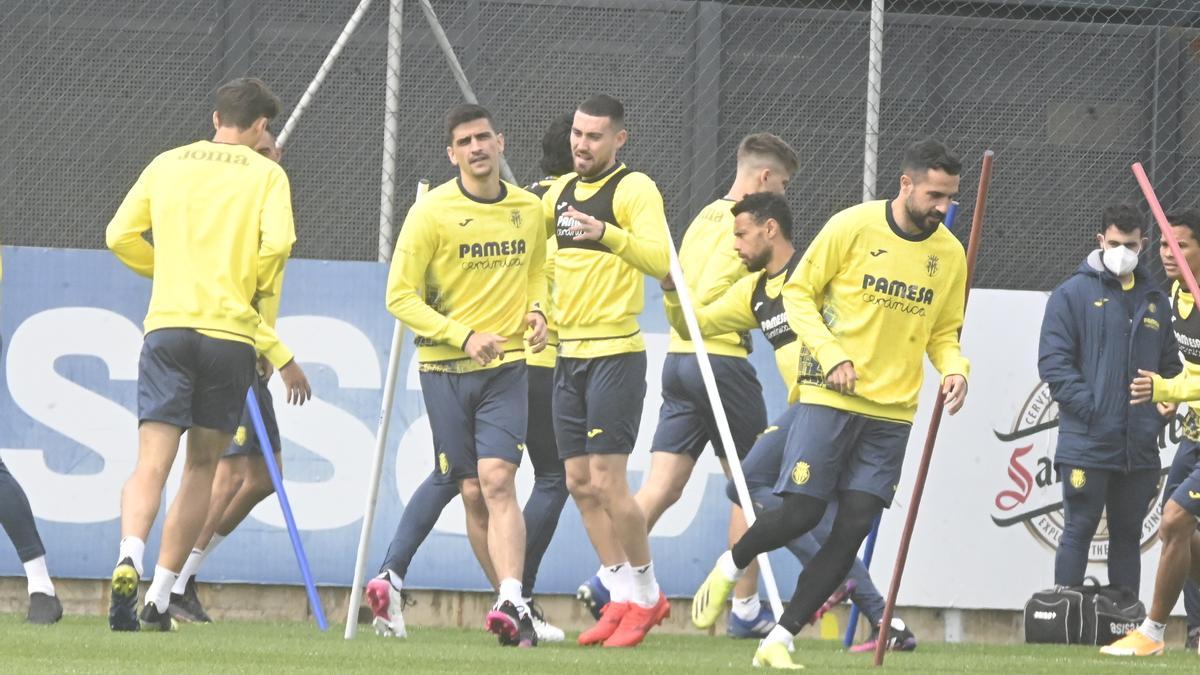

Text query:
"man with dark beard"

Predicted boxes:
[[692, 139, 970, 669]]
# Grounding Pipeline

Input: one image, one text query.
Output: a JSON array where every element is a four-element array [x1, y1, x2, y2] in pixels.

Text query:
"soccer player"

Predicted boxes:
[[0, 247, 63, 624], [105, 77, 294, 631], [1038, 204, 1179, 597], [365, 112, 572, 643], [660, 192, 912, 651], [575, 133, 798, 640], [378, 103, 547, 647], [1109, 208, 1200, 657], [168, 130, 313, 623], [541, 94, 671, 647], [691, 139, 970, 669]]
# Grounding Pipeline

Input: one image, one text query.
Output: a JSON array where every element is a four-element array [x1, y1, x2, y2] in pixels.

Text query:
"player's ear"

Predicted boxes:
[[614, 127, 628, 151], [1140, 235, 1149, 254], [212, 110, 220, 131], [758, 168, 771, 190], [446, 144, 457, 166], [496, 132, 506, 155], [898, 172, 913, 196]]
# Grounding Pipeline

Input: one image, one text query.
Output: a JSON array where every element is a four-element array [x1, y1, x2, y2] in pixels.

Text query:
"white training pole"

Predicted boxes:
[[277, 0, 375, 149], [378, 0, 404, 262], [663, 229, 785, 622], [416, 0, 517, 184], [861, 0, 884, 202], [343, 178, 429, 640]]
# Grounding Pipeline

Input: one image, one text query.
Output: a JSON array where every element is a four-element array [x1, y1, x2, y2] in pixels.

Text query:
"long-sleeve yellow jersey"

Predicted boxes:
[[105, 140, 296, 346], [541, 163, 670, 358], [784, 200, 970, 423], [664, 251, 805, 403], [667, 198, 751, 358], [386, 178, 546, 373], [1152, 282, 1200, 404]]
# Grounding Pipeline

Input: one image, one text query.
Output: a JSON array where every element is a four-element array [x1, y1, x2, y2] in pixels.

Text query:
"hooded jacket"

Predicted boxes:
[[1037, 249, 1182, 471]]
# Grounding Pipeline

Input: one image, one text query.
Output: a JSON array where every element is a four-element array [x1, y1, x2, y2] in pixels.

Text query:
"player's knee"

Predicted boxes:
[[459, 479, 486, 511], [478, 472, 516, 504], [1161, 504, 1197, 543], [566, 472, 596, 502], [245, 469, 276, 501]]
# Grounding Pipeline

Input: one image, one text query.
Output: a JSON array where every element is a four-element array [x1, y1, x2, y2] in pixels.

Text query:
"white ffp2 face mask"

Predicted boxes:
[[1102, 245, 1139, 277]]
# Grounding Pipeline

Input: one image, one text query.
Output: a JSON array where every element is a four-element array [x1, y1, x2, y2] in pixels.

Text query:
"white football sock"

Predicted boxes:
[[596, 563, 618, 592], [145, 566, 178, 612], [386, 570, 404, 592], [631, 561, 660, 608], [732, 595, 762, 621], [118, 536, 146, 577], [23, 556, 55, 596], [172, 549, 204, 594], [608, 562, 633, 603], [765, 623, 795, 648], [498, 578, 524, 609], [717, 550, 745, 582], [1139, 618, 1167, 642]]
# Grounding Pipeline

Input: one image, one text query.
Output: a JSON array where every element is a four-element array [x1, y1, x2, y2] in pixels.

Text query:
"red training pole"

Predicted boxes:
[[1131, 163, 1200, 300], [874, 150, 994, 666]]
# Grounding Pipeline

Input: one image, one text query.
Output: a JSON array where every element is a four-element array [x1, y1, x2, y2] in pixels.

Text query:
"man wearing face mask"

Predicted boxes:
[[1038, 204, 1181, 595]]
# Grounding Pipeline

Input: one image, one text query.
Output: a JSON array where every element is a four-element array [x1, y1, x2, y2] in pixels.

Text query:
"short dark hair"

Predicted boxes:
[[578, 94, 625, 129], [900, 138, 962, 177], [737, 133, 799, 177], [215, 78, 281, 130], [731, 192, 793, 239], [1100, 203, 1143, 236], [1166, 208, 1200, 244], [444, 103, 495, 145], [540, 112, 574, 177]]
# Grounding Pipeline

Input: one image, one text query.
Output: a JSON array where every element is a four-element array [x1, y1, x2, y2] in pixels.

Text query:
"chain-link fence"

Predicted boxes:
[[3, 0, 1200, 290]]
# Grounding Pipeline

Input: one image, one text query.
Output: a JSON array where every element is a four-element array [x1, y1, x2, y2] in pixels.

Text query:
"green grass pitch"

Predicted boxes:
[[1, 616, 1197, 673]]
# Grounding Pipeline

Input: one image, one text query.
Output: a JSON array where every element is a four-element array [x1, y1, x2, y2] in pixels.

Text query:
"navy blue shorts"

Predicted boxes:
[[739, 404, 800, 494], [225, 374, 280, 457], [554, 352, 647, 460], [650, 354, 766, 460], [137, 329, 256, 434], [775, 404, 911, 506], [1166, 438, 1200, 517], [420, 361, 528, 482]]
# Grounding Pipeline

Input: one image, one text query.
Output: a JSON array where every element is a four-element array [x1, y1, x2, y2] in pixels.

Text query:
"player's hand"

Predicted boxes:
[[660, 273, 676, 291], [563, 206, 606, 241], [279, 361, 312, 405], [465, 332, 507, 366], [943, 374, 968, 415], [1130, 369, 1157, 405], [257, 355, 275, 381], [1157, 401, 1178, 418], [826, 361, 857, 395], [526, 312, 548, 353]]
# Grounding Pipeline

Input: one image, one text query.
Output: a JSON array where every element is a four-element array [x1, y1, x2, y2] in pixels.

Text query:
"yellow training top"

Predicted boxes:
[[386, 178, 546, 373], [783, 200, 970, 423], [1152, 282, 1200, 404], [664, 251, 805, 403], [667, 198, 751, 358], [542, 163, 670, 359], [106, 140, 296, 345]]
